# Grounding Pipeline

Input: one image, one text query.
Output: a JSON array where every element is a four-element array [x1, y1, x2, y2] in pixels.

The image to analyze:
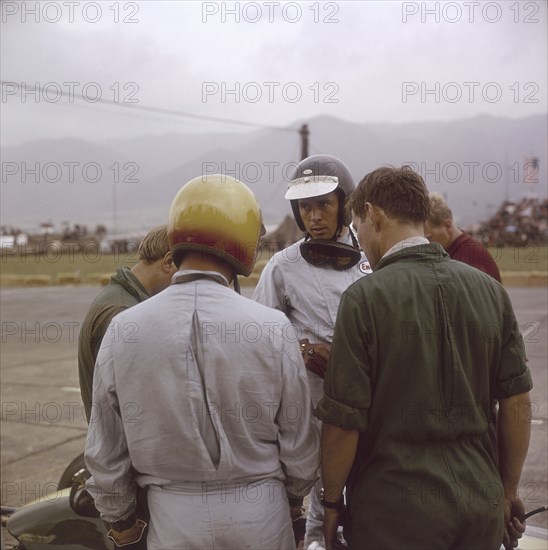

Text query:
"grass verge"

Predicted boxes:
[[1, 246, 546, 287]]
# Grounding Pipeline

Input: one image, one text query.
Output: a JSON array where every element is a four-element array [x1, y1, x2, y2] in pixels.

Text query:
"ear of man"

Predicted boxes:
[[161, 251, 174, 273], [365, 202, 384, 231]]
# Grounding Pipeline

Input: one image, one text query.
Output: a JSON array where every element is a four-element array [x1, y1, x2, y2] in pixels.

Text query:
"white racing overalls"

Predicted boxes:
[[86, 269, 319, 550], [253, 233, 371, 548]]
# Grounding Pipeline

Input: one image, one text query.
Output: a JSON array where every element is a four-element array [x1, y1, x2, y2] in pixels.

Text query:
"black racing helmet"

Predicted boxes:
[[285, 155, 355, 233]]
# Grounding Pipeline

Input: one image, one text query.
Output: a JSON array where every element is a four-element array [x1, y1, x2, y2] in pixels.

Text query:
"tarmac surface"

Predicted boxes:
[[1, 285, 547, 548]]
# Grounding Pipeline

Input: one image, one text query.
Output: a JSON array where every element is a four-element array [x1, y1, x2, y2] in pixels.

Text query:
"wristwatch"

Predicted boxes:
[[320, 488, 344, 509]]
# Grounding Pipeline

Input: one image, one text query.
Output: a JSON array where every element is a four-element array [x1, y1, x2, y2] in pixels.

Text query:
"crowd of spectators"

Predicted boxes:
[[473, 197, 548, 247]]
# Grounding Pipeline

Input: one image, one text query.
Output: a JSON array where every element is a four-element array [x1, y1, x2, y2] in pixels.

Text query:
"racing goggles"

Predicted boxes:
[[300, 239, 361, 270]]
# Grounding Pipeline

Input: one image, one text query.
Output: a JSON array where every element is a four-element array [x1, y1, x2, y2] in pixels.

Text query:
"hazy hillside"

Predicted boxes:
[[2, 114, 546, 232]]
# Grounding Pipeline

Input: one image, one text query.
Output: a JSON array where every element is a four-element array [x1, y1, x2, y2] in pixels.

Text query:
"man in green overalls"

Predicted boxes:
[[317, 166, 532, 550]]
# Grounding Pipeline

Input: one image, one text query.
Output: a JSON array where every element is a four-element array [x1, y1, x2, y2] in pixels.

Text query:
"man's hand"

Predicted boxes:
[[502, 496, 526, 549], [290, 506, 306, 548], [288, 494, 306, 547], [321, 423, 358, 550], [300, 339, 331, 379], [322, 507, 341, 550], [498, 393, 531, 549]]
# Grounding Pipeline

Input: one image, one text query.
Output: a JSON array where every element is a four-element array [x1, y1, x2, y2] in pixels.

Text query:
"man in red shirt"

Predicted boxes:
[[424, 192, 501, 282]]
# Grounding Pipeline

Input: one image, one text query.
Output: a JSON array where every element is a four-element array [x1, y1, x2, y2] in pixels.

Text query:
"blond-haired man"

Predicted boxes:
[[425, 192, 501, 282], [78, 225, 175, 421]]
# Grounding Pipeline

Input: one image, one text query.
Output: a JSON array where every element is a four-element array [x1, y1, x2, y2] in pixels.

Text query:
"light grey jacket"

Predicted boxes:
[[85, 270, 319, 523]]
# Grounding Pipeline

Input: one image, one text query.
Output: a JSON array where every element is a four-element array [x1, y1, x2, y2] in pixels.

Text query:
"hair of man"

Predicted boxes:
[[427, 192, 454, 226], [348, 165, 430, 223], [138, 225, 170, 263]]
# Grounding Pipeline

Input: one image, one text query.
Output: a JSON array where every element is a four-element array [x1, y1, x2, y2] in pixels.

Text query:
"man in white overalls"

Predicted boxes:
[[253, 155, 372, 549]]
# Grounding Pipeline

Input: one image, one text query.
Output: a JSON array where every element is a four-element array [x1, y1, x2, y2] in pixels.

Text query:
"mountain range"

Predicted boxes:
[[2, 113, 546, 233]]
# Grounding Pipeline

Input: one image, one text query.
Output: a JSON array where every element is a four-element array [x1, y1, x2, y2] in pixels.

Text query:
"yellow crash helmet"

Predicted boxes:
[[168, 174, 263, 276]]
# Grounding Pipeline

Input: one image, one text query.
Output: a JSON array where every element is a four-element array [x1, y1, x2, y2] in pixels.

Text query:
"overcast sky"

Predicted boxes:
[[1, 0, 547, 145]]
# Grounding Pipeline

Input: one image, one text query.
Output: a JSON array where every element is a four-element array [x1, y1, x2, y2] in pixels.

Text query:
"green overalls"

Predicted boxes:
[[317, 243, 532, 550]]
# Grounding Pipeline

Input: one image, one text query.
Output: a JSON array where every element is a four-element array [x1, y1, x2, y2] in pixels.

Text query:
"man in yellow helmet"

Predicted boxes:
[[85, 174, 319, 549]]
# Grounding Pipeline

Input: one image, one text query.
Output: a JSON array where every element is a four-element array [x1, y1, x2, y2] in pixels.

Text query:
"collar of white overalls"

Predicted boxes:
[[172, 269, 229, 287]]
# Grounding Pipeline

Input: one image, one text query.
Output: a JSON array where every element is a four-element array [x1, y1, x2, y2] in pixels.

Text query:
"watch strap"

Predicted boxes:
[[320, 488, 344, 509]]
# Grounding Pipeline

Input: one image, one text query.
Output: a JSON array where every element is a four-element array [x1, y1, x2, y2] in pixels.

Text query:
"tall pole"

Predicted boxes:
[[299, 124, 309, 160], [504, 153, 509, 203], [112, 184, 117, 236]]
